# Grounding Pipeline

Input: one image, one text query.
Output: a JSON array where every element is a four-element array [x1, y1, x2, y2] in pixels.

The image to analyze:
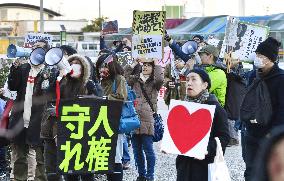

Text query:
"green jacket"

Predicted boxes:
[[205, 65, 227, 107]]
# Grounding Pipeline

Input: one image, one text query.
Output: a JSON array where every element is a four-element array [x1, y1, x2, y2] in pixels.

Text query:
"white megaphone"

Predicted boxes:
[[30, 48, 46, 66], [45, 47, 72, 74], [7, 44, 32, 58], [182, 40, 198, 55]]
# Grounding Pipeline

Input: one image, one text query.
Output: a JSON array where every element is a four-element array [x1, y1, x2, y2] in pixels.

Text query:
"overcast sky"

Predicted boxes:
[[1, 0, 284, 28]]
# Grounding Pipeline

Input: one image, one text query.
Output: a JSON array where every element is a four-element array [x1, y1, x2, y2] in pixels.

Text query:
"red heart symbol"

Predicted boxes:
[[167, 105, 212, 154]]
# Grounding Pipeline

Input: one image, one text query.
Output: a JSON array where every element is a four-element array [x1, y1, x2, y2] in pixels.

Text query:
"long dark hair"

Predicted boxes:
[[96, 53, 124, 80]]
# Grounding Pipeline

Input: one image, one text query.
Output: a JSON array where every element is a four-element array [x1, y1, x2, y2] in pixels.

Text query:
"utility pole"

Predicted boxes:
[[99, 0, 101, 18], [239, 0, 245, 16], [40, 0, 44, 33]]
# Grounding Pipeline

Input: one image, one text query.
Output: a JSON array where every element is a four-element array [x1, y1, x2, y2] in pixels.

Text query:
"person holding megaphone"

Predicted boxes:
[[7, 39, 50, 181]]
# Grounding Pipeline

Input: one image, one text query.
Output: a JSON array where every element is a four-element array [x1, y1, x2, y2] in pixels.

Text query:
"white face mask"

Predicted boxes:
[[70, 64, 82, 78], [254, 57, 266, 69]]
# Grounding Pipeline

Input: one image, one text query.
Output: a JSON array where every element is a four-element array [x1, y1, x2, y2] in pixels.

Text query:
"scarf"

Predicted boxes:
[[23, 64, 44, 128], [184, 89, 210, 104], [140, 73, 150, 83]]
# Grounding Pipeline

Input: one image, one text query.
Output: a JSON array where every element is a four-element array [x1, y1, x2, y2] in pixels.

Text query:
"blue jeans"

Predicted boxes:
[[131, 134, 155, 180], [122, 135, 130, 164]]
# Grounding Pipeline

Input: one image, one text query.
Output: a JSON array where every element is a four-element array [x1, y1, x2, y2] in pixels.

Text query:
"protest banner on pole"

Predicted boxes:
[[102, 20, 118, 35], [219, 18, 269, 61], [24, 33, 53, 48], [57, 98, 123, 174], [161, 100, 216, 159], [132, 10, 166, 59], [116, 51, 132, 67]]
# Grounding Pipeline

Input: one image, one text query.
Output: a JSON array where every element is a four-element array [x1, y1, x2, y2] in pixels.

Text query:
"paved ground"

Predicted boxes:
[[95, 138, 245, 181]]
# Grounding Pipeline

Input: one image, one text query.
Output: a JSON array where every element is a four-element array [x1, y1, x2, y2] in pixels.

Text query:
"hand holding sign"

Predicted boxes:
[[161, 100, 216, 159]]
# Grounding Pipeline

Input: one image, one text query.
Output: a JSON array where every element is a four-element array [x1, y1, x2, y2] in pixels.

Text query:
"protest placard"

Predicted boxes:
[[24, 33, 53, 48], [132, 34, 163, 59], [57, 98, 123, 174], [132, 10, 165, 59], [116, 51, 132, 67], [132, 10, 166, 35], [220, 20, 269, 60], [102, 20, 118, 35], [161, 100, 216, 159]]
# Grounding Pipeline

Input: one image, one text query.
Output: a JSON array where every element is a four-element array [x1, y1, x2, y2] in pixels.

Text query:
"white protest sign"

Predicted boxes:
[[132, 35, 163, 59], [161, 99, 216, 159], [24, 33, 53, 48], [220, 21, 269, 60]]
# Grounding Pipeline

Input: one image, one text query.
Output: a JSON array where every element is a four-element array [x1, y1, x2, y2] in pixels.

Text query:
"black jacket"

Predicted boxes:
[[224, 67, 246, 120], [245, 64, 284, 137], [8, 63, 51, 146], [176, 94, 230, 181]]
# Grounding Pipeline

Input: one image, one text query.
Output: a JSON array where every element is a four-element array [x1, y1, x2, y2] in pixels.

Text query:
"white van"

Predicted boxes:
[[67, 41, 100, 63]]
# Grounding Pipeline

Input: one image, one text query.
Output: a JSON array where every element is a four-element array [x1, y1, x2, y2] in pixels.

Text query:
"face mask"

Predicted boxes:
[[70, 64, 82, 78], [254, 57, 266, 68]]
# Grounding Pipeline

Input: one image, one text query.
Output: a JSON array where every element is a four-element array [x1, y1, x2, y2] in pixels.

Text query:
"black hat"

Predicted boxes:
[[188, 68, 211, 89], [192, 35, 204, 42], [60, 45, 77, 56], [255, 37, 281, 62]]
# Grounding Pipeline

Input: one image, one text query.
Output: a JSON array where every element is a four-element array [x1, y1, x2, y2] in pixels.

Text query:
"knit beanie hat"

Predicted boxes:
[[255, 37, 281, 62], [188, 68, 211, 90]]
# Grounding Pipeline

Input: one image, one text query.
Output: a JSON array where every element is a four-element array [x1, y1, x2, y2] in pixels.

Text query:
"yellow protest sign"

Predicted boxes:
[[133, 10, 166, 35]]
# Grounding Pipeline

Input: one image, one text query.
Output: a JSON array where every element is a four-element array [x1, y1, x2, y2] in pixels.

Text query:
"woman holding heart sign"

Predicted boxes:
[[175, 68, 230, 181]]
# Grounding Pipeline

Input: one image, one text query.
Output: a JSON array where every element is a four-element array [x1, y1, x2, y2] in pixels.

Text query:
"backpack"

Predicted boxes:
[[112, 79, 140, 133], [240, 72, 284, 126]]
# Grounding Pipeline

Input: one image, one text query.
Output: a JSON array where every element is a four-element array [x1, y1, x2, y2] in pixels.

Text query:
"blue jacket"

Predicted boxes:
[[169, 40, 192, 63]]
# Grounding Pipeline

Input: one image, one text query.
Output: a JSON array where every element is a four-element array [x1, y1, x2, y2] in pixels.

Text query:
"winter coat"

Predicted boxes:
[[8, 63, 51, 146], [224, 66, 246, 120], [40, 54, 102, 139], [163, 64, 187, 105], [100, 75, 127, 102], [176, 94, 230, 181], [124, 65, 164, 135], [243, 64, 284, 138], [204, 65, 227, 107]]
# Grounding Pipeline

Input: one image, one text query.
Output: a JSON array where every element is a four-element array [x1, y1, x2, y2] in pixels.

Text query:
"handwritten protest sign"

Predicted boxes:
[[102, 20, 118, 35], [116, 51, 132, 67], [133, 10, 166, 35], [161, 100, 216, 159], [220, 20, 269, 60], [24, 33, 53, 48], [132, 35, 163, 59], [132, 10, 165, 59], [57, 98, 123, 174]]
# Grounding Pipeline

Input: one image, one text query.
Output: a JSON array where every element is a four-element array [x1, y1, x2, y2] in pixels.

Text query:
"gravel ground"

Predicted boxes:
[[95, 141, 245, 181]]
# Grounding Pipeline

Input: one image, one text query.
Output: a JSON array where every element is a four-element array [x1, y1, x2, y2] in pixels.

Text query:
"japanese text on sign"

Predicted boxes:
[[133, 10, 165, 35]]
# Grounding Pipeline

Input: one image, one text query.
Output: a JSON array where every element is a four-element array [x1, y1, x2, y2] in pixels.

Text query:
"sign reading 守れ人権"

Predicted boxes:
[[57, 98, 123, 174]]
